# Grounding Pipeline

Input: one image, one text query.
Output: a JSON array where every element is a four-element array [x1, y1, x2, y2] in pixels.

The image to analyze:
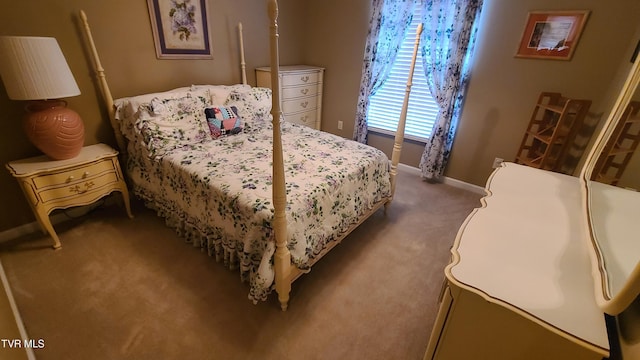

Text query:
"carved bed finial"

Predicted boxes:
[[268, 0, 279, 21], [238, 22, 247, 85], [78, 9, 126, 156]]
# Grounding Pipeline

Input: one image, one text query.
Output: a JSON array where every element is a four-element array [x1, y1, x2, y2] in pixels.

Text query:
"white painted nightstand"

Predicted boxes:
[[6, 143, 133, 249]]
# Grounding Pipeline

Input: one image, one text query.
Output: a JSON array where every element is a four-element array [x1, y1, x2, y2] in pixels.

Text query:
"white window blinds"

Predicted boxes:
[[367, 6, 438, 143]]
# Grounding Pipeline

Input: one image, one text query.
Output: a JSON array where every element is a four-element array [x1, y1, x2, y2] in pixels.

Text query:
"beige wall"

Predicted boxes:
[[0, 0, 304, 232], [1, 0, 639, 232], [449, 0, 640, 186], [305, 0, 640, 187]]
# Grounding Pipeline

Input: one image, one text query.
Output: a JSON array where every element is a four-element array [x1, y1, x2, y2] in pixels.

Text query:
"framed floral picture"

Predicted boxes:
[[147, 0, 212, 59], [515, 10, 590, 60]]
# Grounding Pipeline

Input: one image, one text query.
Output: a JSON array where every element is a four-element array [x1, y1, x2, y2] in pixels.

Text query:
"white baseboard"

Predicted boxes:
[[0, 198, 114, 244], [0, 222, 45, 244], [397, 163, 485, 195], [442, 176, 486, 195]]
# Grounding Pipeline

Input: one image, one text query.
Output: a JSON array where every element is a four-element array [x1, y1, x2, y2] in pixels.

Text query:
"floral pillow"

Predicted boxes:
[[114, 87, 194, 142], [204, 106, 243, 139], [137, 93, 211, 158], [225, 87, 273, 132], [191, 84, 251, 104]]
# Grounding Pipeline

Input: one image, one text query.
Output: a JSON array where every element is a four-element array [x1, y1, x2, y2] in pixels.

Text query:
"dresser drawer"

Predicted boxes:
[[282, 72, 320, 87], [283, 96, 317, 114], [33, 159, 116, 189], [285, 110, 317, 128], [282, 84, 319, 99], [39, 171, 119, 204]]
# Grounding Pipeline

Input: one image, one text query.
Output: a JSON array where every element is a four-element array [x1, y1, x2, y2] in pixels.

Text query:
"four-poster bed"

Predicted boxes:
[[79, 0, 421, 310]]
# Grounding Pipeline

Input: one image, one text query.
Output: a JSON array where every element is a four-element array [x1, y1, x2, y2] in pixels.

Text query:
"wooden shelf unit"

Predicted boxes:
[[591, 100, 640, 185], [515, 92, 591, 173]]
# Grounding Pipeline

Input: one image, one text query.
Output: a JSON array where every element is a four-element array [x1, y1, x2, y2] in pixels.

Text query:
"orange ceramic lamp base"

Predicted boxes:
[[24, 100, 84, 160]]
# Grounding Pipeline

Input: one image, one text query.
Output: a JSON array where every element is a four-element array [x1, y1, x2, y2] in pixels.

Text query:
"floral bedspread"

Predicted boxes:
[[125, 119, 391, 303]]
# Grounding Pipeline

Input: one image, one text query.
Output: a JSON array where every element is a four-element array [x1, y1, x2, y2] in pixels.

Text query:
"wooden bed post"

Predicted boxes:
[[268, 0, 292, 311], [79, 10, 127, 156], [388, 23, 423, 206], [238, 22, 248, 85]]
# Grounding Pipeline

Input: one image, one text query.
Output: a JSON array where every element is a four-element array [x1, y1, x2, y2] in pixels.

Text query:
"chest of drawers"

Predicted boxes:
[[256, 65, 324, 130]]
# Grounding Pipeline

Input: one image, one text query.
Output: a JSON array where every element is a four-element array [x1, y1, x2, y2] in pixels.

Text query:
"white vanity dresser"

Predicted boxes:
[[424, 52, 640, 360], [424, 163, 609, 359]]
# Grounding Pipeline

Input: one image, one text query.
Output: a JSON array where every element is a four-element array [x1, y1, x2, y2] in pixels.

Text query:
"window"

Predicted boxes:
[[367, 5, 438, 143]]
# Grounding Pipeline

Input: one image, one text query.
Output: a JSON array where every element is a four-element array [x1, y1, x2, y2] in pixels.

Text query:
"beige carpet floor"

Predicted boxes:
[[0, 167, 482, 360]]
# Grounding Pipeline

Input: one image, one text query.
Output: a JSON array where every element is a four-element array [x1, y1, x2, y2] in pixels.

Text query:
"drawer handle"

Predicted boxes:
[[67, 171, 90, 182], [300, 89, 309, 95], [301, 76, 309, 83], [301, 101, 309, 108], [69, 181, 95, 194], [301, 115, 309, 122]]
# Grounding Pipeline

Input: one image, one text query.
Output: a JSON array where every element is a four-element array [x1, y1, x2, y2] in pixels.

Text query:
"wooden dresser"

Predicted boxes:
[[424, 162, 609, 360], [256, 65, 324, 130]]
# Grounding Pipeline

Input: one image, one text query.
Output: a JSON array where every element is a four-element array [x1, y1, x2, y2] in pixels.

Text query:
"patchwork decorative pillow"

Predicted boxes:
[[137, 93, 211, 158], [204, 106, 242, 139]]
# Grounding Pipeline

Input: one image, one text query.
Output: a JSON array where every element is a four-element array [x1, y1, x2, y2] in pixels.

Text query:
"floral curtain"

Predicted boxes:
[[353, 0, 415, 144], [419, 0, 484, 180]]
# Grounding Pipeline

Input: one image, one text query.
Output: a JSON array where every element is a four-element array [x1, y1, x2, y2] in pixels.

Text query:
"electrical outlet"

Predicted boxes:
[[492, 157, 504, 169], [337, 121, 343, 130]]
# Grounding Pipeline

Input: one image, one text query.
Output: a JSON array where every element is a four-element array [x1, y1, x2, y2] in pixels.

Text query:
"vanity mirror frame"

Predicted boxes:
[[580, 56, 640, 315]]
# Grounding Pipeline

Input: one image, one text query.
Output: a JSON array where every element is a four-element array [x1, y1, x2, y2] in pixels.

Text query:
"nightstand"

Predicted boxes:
[[6, 143, 133, 249]]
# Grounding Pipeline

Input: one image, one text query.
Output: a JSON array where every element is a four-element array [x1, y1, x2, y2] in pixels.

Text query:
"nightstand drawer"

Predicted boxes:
[[33, 160, 115, 189], [282, 72, 320, 87], [39, 171, 119, 203], [283, 96, 317, 114], [286, 110, 317, 128], [282, 85, 319, 99]]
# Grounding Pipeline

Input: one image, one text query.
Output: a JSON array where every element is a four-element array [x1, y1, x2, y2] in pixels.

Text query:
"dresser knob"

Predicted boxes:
[[301, 101, 308, 108], [301, 76, 309, 83], [66, 175, 74, 182], [83, 171, 90, 178], [300, 89, 309, 95]]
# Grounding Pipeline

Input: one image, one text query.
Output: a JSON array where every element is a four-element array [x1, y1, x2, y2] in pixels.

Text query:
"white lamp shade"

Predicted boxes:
[[0, 36, 80, 100]]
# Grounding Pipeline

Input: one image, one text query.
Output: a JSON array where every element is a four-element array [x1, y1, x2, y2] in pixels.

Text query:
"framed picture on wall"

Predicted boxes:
[[516, 10, 590, 60], [147, 0, 212, 59]]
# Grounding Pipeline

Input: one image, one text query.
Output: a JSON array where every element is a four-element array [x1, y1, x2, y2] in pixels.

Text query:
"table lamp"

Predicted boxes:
[[0, 36, 84, 160]]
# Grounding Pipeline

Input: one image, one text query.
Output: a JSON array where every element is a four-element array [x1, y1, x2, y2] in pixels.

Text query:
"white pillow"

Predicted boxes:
[[225, 87, 273, 121], [190, 84, 252, 104]]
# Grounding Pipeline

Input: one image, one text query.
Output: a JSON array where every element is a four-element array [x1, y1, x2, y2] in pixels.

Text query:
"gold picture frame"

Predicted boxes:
[[147, 0, 212, 59]]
